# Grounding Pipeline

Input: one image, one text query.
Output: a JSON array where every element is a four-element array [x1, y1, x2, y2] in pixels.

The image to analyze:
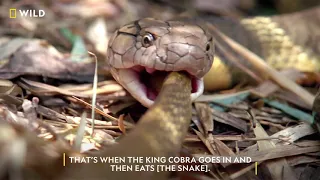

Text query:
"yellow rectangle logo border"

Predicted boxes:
[[9, 8, 16, 18]]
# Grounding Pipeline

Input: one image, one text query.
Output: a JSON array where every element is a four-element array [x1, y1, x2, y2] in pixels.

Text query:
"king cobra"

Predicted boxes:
[[107, 6, 320, 108], [60, 7, 319, 180]]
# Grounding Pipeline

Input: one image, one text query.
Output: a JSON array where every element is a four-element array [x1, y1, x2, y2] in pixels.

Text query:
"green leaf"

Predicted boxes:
[[264, 99, 313, 124], [71, 36, 88, 62], [60, 28, 77, 44]]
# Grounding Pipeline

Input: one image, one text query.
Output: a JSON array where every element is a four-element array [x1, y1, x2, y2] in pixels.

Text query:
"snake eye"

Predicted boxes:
[[142, 33, 155, 47]]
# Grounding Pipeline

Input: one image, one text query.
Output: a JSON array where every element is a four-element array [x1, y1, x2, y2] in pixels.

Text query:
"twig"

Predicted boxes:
[[88, 51, 98, 137], [259, 120, 286, 130]]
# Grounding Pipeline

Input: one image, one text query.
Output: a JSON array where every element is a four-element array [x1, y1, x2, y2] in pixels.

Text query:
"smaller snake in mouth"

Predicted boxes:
[[106, 18, 214, 107]]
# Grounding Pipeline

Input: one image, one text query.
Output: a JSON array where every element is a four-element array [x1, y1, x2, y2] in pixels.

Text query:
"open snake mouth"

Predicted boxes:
[[110, 66, 203, 107]]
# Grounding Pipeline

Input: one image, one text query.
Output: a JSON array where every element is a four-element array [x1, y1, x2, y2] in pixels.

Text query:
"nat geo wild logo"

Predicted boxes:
[[9, 8, 45, 18]]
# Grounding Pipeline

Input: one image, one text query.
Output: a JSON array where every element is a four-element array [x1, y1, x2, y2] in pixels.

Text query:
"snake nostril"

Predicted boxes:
[[206, 44, 210, 51]]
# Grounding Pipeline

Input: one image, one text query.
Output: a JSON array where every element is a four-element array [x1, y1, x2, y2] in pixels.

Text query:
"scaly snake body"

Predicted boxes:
[[94, 7, 319, 179], [203, 7, 320, 90]]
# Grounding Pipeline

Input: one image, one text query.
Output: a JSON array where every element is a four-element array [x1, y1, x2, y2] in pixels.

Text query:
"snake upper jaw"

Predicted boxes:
[[111, 67, 204, 108]]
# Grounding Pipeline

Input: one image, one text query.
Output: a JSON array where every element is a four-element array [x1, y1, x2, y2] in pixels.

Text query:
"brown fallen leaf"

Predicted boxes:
[[194, 102, 214, 137], [211, 108, 248, 132], [0, 39, 95, 81]]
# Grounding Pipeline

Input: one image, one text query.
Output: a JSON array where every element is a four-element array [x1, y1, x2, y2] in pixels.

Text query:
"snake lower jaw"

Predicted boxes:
[[111, 67, 204, 107]]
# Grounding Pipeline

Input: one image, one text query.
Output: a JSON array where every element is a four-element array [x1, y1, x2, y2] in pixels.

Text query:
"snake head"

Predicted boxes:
[[106, 18, 214, 107]]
